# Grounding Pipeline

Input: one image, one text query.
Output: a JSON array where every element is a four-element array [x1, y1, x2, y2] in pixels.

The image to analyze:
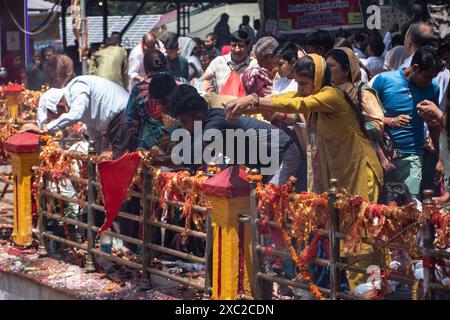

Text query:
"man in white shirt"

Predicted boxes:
[[360, 38, 386, 77], [29, 75, 129, 155], [127, 32, 165, 91], [199, 30, 258, 93]]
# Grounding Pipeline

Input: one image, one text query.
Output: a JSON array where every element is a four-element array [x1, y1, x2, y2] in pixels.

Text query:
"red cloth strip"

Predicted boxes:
[[423, 257, 435, 269], [98, 152, 141, 234]]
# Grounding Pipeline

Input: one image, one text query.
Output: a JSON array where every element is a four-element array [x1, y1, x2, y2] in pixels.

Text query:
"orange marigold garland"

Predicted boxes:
[[147, 166, 212, 242]]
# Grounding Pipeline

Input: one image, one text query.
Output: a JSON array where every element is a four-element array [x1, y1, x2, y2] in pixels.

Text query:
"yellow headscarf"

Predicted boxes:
[[307, 53, 327, 94], [328, 47, 361, 103]]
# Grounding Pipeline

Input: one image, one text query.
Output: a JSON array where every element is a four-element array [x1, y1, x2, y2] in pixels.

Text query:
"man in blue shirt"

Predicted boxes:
[[371, 46, 444, 198]]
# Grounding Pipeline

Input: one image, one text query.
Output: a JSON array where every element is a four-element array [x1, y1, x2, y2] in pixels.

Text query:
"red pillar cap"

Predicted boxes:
[[201, 165, 250, 198], [4, 132, 40, 153], [4, 83, 24, 94]]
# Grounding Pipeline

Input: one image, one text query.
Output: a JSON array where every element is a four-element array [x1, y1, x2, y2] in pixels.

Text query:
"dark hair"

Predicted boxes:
[[231, 30, 251, 45], [165, 36, 179, 50], [354, 32, 368, 43], [391, 34, 404, 48], [411, 46, 445, 72], [369, 38, 385, 57], [202, 50, 217, 61], [148, 73, 176, 100], [293, 55, 332, 87], [104, 36, 120, 47], [143, 49, 168, 75], [44, 45, 56, 54], [88, 42, 103, 58], [334, 37, 353, 50], [110, 31, 122, 43], [407, 22, 434, 48], [206, 33, 216, 40], [326, 49, 352, 82], [379, 182, 413, 206], [170, 84, 209, 117], [439, 33, 450, 56], [192, 37, 203, 47], [274, 42, 301, 65], [302, 30, 335, 55], [335, 29, 351, 39], [219, 13, 229, 23]]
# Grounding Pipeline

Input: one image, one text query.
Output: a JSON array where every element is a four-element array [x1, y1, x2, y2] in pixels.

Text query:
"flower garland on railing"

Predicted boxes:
[[32, 136, 91, 262], [333, 190, 424, 256], [147, 166, 212, 243], [251, 177, 450, 300], [0, 121, 17, 162], [17, 89, 42, 120]]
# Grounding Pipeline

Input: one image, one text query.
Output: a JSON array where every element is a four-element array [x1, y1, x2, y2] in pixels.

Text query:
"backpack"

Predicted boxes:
[[219, 58, 246, 97], [345, 83, 397, 172]]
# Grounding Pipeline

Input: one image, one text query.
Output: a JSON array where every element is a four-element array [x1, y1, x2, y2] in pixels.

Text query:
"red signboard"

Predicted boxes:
[[278, 0, 364, 32]]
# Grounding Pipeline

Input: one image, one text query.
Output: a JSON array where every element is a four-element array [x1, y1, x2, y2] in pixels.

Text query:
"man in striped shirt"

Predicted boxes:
[[199, 30, 258, 93]]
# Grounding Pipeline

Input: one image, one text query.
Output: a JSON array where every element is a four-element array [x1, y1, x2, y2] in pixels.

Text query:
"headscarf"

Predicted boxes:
[[241, 67, 273, 97], [384, 45, 407, 71], [178, 37, 196, 58], [329, 47, 361, 103], [37, 88, 65, 126], [2, 51, 25, 84], [307, 53, 326, 94], [305, 53, 327, 193]]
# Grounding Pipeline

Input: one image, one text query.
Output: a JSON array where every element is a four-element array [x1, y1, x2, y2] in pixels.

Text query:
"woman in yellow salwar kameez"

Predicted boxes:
[[225, 53, 383, 201], [225, 54, 384, 294]]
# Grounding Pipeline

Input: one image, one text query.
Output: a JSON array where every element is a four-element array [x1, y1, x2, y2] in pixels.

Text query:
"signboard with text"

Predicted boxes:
[[278, 0, 364, 32]]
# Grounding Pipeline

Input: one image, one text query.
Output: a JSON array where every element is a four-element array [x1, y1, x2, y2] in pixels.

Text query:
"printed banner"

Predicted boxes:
[[278, 0, 363, 31]]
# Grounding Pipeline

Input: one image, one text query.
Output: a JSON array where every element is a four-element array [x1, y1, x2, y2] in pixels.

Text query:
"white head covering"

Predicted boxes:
[[37, 88, 64, 126], [178, 36, 196, 58]]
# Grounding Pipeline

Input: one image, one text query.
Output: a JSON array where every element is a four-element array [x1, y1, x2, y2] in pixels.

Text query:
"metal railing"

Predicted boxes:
[[244, 177, 450, 300], [36, 142, 213, 297]]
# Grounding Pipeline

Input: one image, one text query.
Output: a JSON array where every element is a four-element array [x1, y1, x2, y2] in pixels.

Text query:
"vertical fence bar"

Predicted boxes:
[[203, 211, 213, 299], [37, 172, 48, 257], [203, 164, 217, 299], [85, 141, 96, 272], [249, 169, 270, 300], [140, 165, 152, 290], [421, 189, 435, 300], [328, 178, 340, 300]]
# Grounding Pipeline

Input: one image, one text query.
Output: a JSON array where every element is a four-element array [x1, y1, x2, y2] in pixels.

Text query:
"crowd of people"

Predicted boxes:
[[2, 15, 450, 298]]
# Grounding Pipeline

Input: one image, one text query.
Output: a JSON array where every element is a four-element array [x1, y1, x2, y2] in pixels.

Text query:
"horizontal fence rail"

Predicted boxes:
[[4, 138, 445, 301], [35, 143, 213, 296]]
